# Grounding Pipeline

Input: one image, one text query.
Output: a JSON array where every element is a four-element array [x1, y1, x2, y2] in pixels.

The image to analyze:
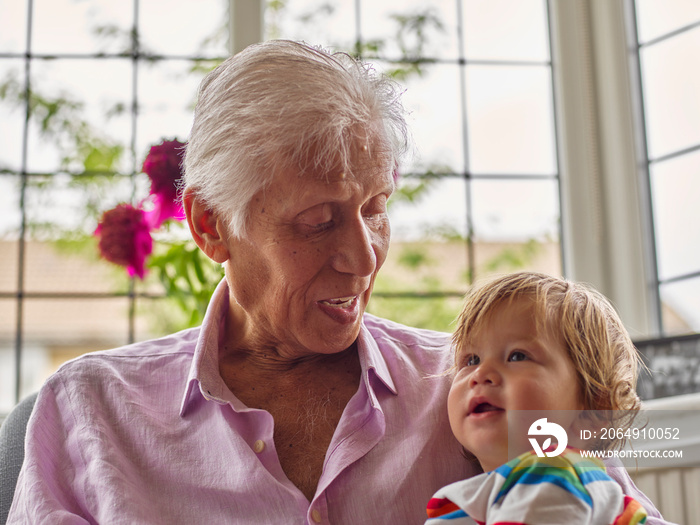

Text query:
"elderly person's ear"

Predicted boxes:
[[183, 188, 230, 264]]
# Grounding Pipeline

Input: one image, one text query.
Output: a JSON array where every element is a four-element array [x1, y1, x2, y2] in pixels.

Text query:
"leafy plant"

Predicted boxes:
[[147, 241, 224, 328]]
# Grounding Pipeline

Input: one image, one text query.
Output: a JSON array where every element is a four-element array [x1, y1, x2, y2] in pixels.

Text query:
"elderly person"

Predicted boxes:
[[8, 40, 668, 524]]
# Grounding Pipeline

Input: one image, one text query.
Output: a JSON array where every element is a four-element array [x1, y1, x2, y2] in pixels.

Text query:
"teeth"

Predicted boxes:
[[321, 296, 355, 308]]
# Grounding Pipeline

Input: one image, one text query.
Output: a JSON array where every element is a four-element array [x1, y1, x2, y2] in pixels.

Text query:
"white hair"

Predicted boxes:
[[183, 39, 409, 238]]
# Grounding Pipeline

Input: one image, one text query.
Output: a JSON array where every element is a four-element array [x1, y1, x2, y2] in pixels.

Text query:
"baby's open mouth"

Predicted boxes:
[[471, 402, 503, 414]]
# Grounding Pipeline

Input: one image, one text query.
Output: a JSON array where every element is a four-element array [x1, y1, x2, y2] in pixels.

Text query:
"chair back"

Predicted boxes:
[[0, 393, 38, 525]]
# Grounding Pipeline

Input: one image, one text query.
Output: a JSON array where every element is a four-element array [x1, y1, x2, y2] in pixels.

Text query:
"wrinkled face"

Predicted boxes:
[[448, 298, 584, 472], [223, 140, 394, 360]]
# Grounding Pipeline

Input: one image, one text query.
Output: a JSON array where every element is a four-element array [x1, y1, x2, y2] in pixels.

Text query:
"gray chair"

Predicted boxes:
[[0, 393, 38, 525]]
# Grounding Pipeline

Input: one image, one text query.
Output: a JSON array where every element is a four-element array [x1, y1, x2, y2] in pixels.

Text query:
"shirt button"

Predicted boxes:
[[311, 509, 322, 523], [253, 440, 265, 453]]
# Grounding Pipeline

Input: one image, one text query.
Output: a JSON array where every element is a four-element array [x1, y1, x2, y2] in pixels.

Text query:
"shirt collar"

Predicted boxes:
[[357, 317, 397, 397], [179, 278, 230, 416]]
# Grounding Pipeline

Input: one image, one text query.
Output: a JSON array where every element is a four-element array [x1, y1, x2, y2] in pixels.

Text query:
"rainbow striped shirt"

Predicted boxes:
[[426, 448, 647, 524]]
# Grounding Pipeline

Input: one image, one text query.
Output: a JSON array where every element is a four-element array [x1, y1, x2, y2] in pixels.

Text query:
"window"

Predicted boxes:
[[0, 0, 563, 412], [9, 0, 698, 412], [631, 0, 700, 335]]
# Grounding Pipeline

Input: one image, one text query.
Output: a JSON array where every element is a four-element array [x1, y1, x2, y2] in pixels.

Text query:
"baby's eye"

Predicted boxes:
[[508, 351, 528, 362], [463, 354, 480, 367]]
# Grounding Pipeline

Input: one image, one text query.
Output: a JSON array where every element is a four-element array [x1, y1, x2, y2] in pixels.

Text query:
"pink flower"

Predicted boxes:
[[142, 139, 186, 227], [95, 203, 153, 279]]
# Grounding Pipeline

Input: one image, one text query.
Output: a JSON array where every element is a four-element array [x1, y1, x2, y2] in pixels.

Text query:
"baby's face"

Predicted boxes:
[[448, 297, 584, 472]]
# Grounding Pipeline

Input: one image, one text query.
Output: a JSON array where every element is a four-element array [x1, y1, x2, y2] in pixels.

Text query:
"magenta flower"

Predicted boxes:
[[142, 139, 186, 227], [95, 203, 153, 279]]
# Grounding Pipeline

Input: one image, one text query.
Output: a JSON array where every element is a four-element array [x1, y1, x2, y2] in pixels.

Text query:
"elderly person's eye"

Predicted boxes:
[[363, 194, 388, 219], [298, 203, 333, 231]]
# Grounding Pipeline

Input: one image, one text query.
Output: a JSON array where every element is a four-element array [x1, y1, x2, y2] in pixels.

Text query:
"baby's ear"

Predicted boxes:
[[183, 189, 230, 264]]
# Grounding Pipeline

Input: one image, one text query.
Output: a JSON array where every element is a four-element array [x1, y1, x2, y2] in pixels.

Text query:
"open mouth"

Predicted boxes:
[[317, 295, 361, 325], [472, 402, 503, 414], [466, 397, 506, 418], [319, 296, 356, 308]]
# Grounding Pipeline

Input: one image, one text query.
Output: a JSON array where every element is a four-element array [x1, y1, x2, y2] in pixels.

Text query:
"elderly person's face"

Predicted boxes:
[[222, 139, 394, 359]]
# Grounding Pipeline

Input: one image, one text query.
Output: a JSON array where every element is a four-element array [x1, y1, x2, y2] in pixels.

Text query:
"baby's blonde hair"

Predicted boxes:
[[452, 272, 642, 416]]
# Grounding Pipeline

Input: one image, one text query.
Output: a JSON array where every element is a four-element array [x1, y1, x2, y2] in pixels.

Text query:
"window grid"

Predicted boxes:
[[2, 0, 562, 406], [628, 0, 700, 335]]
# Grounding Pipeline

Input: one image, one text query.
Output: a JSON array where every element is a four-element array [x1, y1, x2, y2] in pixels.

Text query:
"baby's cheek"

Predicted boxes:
[[446, 384, 465, 426]]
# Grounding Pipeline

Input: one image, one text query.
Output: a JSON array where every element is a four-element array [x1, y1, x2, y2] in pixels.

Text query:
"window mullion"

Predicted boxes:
[[548, 0, 656, 337], [229, 0, 264, 55]]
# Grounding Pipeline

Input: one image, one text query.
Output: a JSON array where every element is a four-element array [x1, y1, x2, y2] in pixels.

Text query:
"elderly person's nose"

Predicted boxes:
[[332, 215, 378, 276]]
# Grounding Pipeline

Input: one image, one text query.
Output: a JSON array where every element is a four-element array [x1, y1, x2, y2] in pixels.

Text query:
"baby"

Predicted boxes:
[[426, 272, 648, 524]]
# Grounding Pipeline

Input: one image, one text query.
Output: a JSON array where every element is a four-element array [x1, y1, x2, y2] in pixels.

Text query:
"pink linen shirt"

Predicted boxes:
[[8, 279, 475, 524], [7, 279, 668, 524]]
